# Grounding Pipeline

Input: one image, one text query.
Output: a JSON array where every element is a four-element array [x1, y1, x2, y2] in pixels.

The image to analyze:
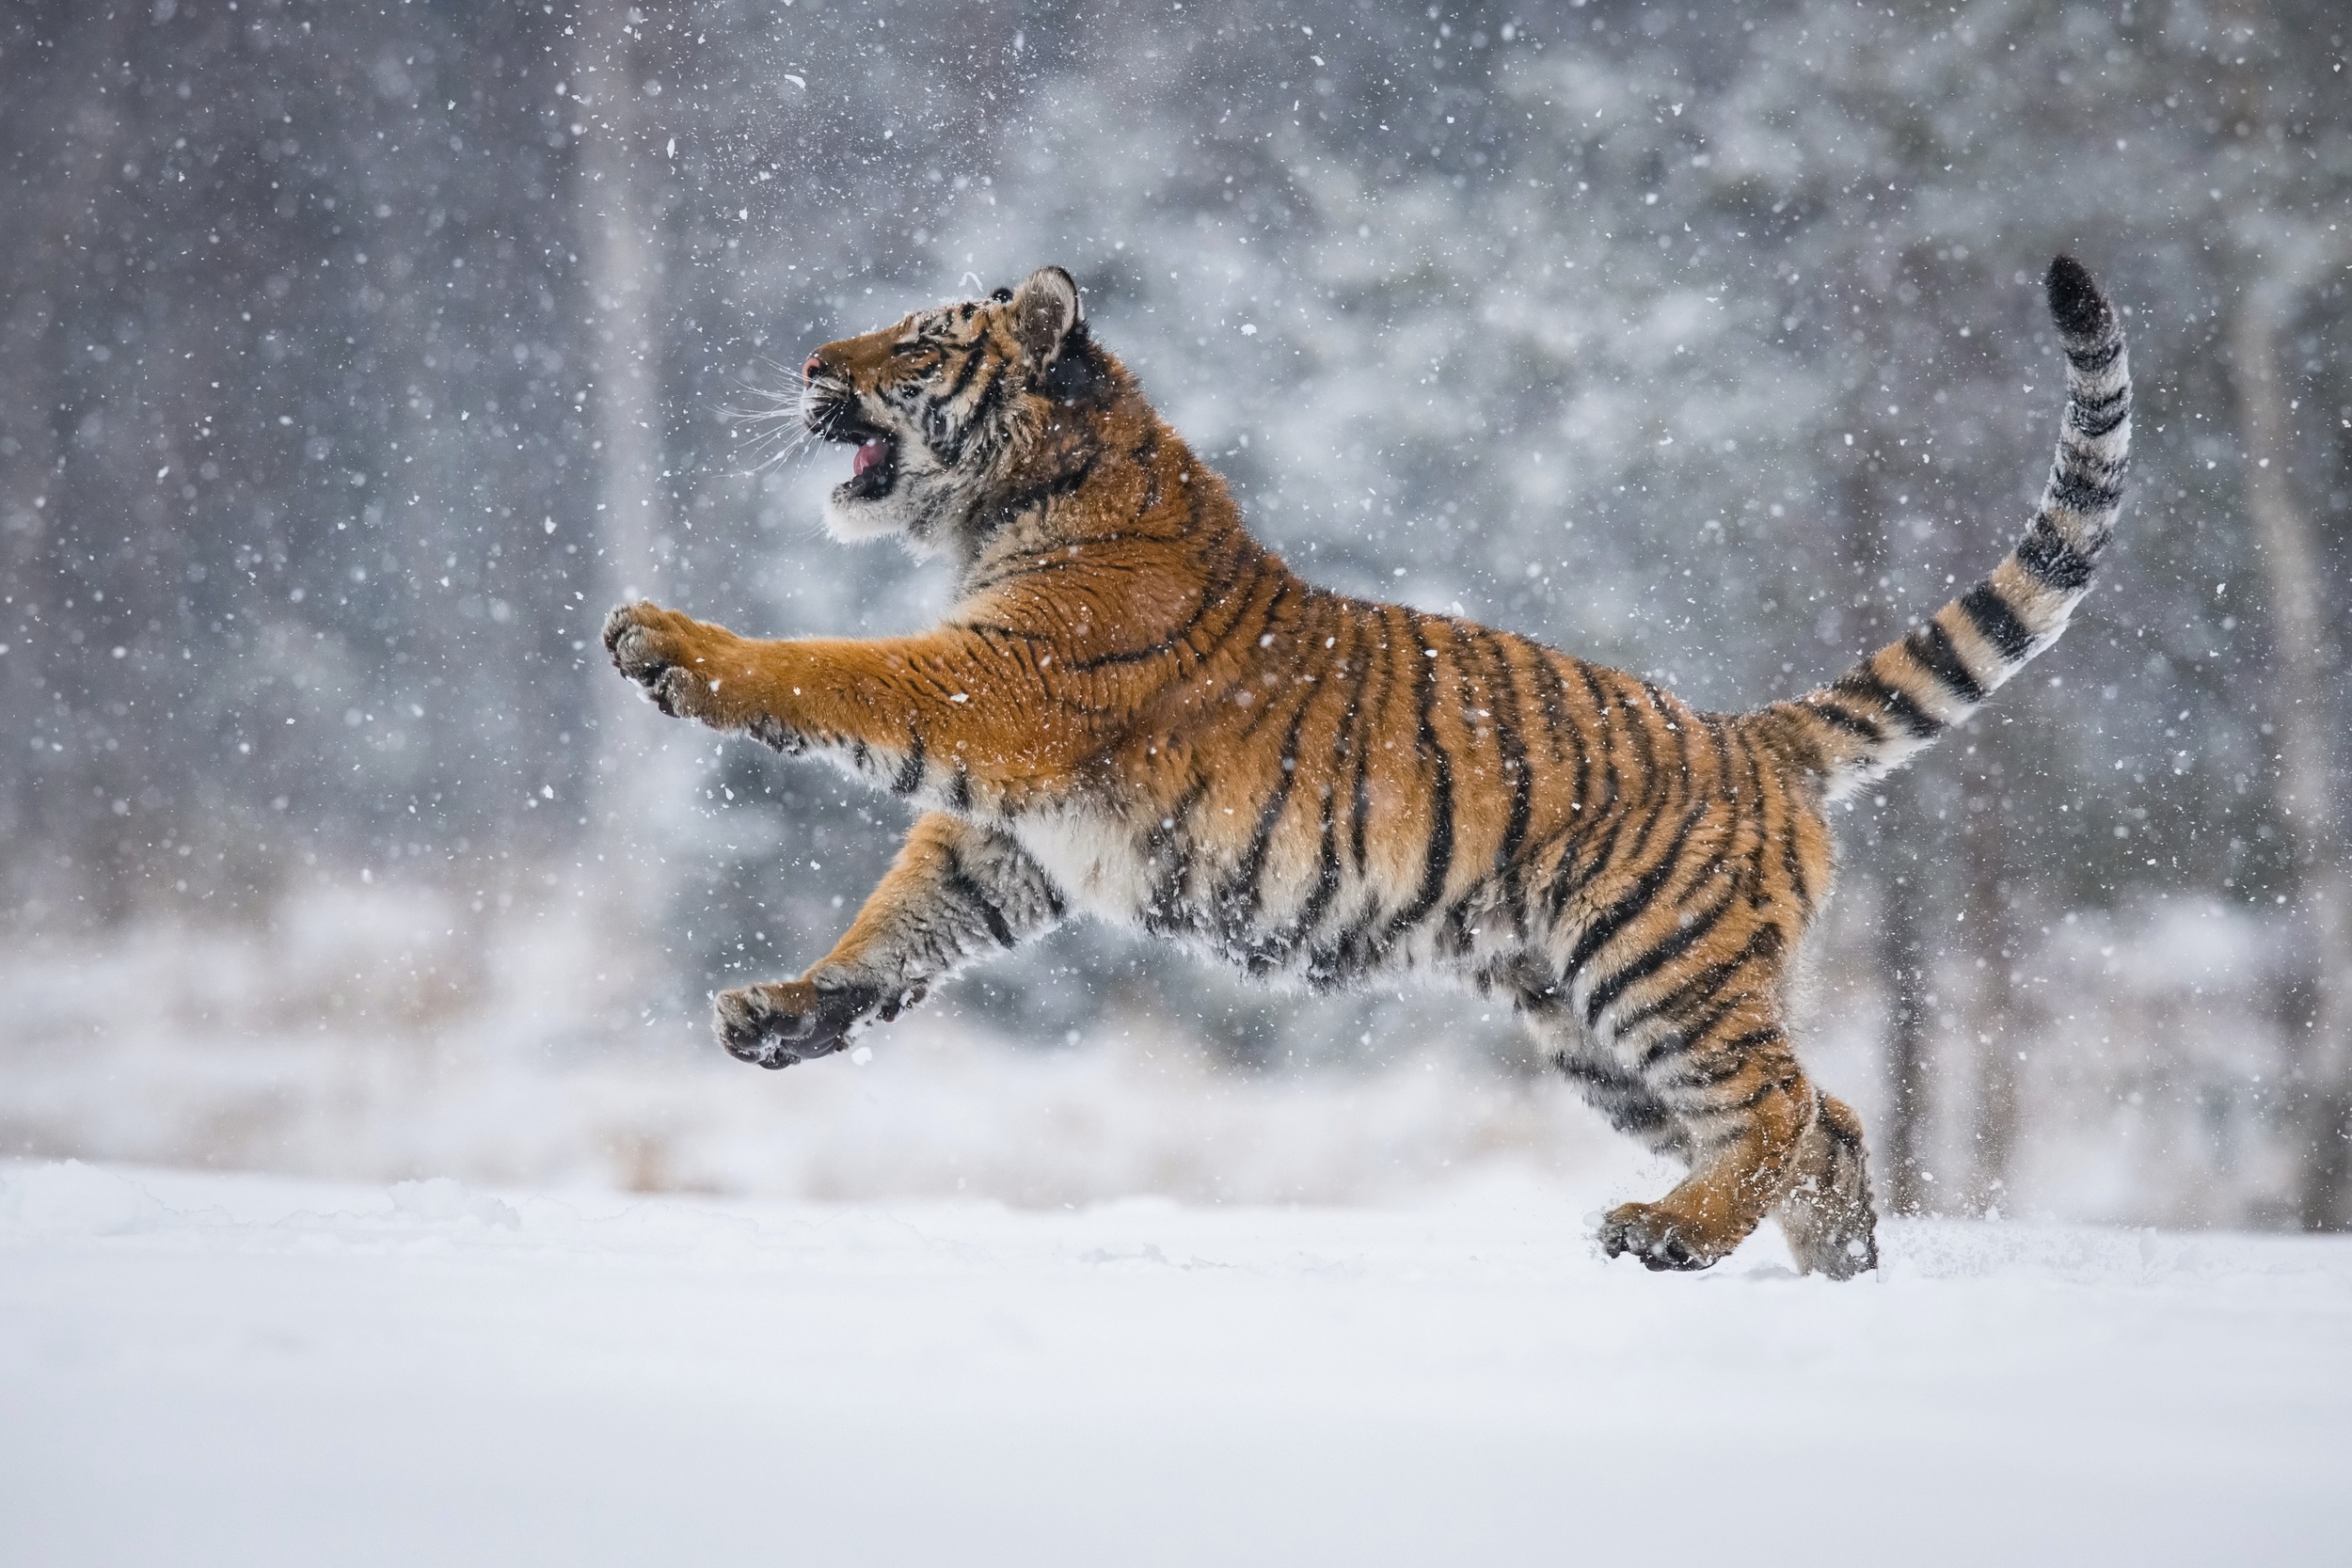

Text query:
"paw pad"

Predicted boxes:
[[712, 981, 885, 1069]]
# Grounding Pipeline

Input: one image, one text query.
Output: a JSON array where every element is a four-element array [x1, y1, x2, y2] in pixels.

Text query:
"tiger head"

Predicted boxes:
[[800, 265, 1104, 558]]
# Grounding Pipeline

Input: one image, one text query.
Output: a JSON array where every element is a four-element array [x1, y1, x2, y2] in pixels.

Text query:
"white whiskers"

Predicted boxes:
[[724, 360, 822, 475]]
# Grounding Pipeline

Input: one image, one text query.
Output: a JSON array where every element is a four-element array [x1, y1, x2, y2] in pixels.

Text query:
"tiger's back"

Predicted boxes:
[[604, 258, 2130, 1278]]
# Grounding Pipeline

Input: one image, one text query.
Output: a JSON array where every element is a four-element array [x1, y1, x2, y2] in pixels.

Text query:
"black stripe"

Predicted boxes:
[[1662, 1049, 1758, 1094], [1959, 580, 2034, 661], [1902, 621, 1985, 705], [1382, 613, 1456, 942], [2048, 470, 2124, 515], [941, 849, 1017, 948], [1654, 691, 1693, 817], [1223, 679, 1321, 930], [962, 525, 1183, 596], [1130, 423, 1165, 519], [1562, 798, 1709, 980], [1545, 806, 1620, 924], [1481, 632, 1534, 939], [1621, 681, 1661, 803], [1228, 585, 1300, 744], [1558, 661, 1594, 820], [1522, 641, 1570, 765], [1808, 697, 1885, 742], [1632, 984, 1756, 1072], [974, 448, 1104, 540], [1140, 774, 1210, 933], [1463, 628, 1532, 872], [891, 732, 927, 797], [1548, 721, 1670, 925], [1704, 712, 1736, 804], [942, 363, 1009, 466], [1727, 730, 1780, 911], [1582, 883, 1737, 1030], [1575, 663, 1620, 816], [1348, 608, 1401, 874], [1701, 724, 1770, 917], [2015, 516, 2095, 591], [1832, 672, 1941, 739], [1065, 551, 1247, 672], [2072, 383, 2129, 414], [1279, 788, 1345, 966], [1629, 921, 1786, 1053], [1698, 1068, 1801, 1117], [2071, 399, 2130, 439], [1778, 819, 1811, 911], [947, 766, 972, 813], [938, 342, 987, 404], [2064, 338, 2122, 373]]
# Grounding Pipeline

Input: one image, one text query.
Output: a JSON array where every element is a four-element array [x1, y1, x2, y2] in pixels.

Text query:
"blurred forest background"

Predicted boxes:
[[4, 0, 2349, 1228]]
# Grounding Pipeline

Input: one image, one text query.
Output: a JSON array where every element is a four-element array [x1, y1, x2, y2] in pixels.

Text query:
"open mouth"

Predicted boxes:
[[849, 434, 898, 498], [822, 419, 898, 499]]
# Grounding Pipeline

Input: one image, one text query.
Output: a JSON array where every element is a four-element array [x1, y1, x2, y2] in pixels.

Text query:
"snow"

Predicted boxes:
[[6, 1161, 2347, 1567]]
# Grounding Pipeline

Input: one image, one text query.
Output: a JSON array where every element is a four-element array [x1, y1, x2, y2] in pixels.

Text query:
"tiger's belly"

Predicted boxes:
[[1005, 796, 1507, 993], [1009, 802, 1160, 926]]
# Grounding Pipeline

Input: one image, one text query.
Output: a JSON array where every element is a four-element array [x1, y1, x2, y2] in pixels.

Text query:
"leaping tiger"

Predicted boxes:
[[604, 256, 2130, 1278]]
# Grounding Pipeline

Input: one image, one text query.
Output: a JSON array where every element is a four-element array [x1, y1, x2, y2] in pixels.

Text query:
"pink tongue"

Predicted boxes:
[[853, 437, 890, 479]]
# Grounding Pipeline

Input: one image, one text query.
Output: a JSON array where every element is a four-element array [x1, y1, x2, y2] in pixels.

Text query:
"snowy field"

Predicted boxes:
[[4, 1160, 2348, 1568]]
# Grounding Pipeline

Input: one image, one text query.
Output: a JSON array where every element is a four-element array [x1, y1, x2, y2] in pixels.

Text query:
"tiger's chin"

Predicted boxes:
[[820, 483, 914, 544], [821, 467, 980, 562]]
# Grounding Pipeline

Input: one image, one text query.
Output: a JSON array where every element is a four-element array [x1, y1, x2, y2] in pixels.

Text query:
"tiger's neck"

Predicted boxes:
[[945, 389, 1306, 709], [955, 387, 1264, 594]]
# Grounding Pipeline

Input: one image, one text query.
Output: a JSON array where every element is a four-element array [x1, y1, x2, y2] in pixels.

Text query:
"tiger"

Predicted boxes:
[[603, 256, 2130, 1277]]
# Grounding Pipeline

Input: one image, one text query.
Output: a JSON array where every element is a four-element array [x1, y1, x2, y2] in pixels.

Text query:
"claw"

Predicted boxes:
[[1598, 1202, 1719, 1273]]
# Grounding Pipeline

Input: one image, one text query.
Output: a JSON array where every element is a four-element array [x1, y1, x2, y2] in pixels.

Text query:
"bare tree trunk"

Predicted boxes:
[[574, 7, 668, 622], [570, 4, 691, 1020], [1880, 854, 1934, 1215], [1836, 436, 1937, 1215], [2230, 238, 2352, 1230], [0, 10, 135, 920], [1964, 812, 2021, 1215]]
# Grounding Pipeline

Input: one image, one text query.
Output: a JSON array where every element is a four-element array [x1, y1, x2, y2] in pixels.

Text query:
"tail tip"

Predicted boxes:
[[2045, 255, 2114, 342]]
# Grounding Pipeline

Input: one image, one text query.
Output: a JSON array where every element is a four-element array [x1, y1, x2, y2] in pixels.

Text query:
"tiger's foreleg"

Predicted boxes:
[[713, 813, 1066, 1068], [601, 602, 1094, 782]]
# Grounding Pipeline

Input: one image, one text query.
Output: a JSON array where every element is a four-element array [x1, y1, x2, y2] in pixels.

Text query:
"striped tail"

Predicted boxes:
[[1763, 255, 2132, 800]]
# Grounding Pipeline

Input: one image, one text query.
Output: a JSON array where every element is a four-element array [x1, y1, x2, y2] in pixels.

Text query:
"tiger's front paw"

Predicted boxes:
[[1598, 1201, 1724, 1273], [712, 979, 924, 1069], [603, 601, 723, 723]]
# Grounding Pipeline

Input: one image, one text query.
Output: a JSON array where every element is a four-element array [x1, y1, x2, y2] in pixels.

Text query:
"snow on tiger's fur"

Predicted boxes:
[[604, 258, 2130, 1277]]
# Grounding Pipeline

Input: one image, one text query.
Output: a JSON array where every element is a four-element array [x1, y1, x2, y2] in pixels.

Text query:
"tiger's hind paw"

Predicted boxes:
[[1598, 1201, 1724, 1273], [713, 979, 921, 1069]]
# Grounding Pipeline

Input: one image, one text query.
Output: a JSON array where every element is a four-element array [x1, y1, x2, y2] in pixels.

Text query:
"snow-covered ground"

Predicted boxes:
[[4, 1161, 2346, 1567]]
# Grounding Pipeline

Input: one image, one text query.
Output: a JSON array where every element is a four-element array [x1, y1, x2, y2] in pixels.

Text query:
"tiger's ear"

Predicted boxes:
[[1010, 265, 1084, 368]]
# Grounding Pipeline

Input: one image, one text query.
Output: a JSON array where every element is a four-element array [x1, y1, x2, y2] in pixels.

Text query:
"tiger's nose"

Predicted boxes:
[[803, 354, 824, 383]]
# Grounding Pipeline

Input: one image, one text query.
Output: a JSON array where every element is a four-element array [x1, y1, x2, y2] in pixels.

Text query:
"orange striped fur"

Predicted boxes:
[[606, 259, 2130, 1277]]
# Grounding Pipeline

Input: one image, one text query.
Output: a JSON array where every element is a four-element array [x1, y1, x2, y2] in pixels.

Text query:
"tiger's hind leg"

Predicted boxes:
[[1772, 1089, 1880, 1279], [1592, 1009, 1828, 1274]]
